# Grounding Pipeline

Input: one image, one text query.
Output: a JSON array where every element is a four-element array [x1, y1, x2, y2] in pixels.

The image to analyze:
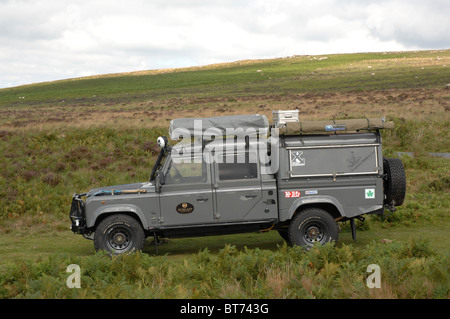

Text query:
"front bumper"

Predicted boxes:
[[69, 193, 87, 234]]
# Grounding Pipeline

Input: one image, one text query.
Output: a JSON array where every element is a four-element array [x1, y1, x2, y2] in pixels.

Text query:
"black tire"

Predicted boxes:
[[383, 158, 406, 206], [278, 229, 292, 245], [94, 214, 145, 255], [288, 208, 339, 249]]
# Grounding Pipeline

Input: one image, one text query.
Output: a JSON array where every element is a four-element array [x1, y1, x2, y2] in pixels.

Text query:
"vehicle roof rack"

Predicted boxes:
[[273, 110, 394, 135]]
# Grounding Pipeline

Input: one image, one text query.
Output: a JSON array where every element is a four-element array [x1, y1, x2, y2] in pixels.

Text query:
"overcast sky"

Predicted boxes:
[[1, 0, 449, 88]]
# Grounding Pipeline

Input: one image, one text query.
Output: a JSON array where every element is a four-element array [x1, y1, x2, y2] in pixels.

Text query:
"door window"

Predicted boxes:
[[217, 151, 258, 181], [165, 156, 207, 184]]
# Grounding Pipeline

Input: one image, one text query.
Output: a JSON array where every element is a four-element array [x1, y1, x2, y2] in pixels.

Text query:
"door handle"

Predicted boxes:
[[197, 198, 209, 202]]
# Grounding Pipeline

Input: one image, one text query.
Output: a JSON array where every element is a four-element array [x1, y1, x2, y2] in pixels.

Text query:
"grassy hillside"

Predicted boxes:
[[0, 50, 449, 299], [1, 50, 449, 106]]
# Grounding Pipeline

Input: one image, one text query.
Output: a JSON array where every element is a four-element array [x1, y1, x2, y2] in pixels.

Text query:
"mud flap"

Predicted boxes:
[[350, 216, 365, 242], [350, 218, 356, 241]]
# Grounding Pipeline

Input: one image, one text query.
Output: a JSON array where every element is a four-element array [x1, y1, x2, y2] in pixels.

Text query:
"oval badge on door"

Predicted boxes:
[[176, 202, 194, 214]]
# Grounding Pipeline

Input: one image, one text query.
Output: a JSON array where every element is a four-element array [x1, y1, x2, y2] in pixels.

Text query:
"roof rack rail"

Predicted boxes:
[[272, 110, 394, 135]]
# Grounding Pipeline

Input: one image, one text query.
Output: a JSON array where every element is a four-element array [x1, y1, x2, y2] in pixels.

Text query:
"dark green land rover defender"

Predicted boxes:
[[70, 111, 405, 254]]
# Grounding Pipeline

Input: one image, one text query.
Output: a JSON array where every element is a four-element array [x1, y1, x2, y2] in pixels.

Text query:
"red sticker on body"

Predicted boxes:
[[284, 191, 301, 198]]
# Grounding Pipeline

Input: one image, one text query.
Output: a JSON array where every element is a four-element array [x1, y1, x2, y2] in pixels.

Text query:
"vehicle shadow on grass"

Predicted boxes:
[[139, 229, 390, 257]]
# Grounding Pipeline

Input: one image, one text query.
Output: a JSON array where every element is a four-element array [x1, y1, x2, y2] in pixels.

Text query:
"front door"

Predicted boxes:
[[159, 154, 214, 227]]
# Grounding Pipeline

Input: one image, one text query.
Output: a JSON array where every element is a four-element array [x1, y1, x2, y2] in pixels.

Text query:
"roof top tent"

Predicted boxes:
[[169, 114, 270, 141], [168, 114, 272, 166]]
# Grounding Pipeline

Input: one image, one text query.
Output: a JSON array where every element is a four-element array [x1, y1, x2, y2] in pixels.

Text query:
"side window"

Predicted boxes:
[[217, 151, 258, 181], [165, 157, 207, 184]]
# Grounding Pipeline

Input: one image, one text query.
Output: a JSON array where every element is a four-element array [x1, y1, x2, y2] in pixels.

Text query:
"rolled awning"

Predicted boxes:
[[278, 118, 394, 135]]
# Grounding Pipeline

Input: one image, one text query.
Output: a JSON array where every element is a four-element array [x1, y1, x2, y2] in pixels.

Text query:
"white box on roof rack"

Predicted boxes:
[[273, 110, 299, 127]]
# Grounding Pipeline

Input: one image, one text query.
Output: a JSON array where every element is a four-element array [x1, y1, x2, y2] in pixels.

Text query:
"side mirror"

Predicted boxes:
[[155, 172, 165, 193]]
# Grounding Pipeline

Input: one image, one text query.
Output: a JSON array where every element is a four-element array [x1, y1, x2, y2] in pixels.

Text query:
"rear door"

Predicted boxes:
[[213, 150, 266, 222]]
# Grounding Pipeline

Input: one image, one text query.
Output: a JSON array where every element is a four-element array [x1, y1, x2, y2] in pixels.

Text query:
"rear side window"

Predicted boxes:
[[217, 152, 258, 180]]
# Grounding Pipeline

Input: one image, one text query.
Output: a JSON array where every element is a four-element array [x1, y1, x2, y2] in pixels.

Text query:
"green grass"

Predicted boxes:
[[1, 217, 448, 265], [1, 50, 449, 106], [0, 49, 449, 299], [1, 237, 448, 299]]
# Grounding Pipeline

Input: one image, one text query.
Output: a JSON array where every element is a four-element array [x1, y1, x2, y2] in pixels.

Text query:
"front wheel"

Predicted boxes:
[[288, 208, 339, 249], [94, 214, 145, 255]]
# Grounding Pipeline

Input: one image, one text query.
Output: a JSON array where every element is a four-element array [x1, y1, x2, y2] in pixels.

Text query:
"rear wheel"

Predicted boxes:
[[288, 208, 339, 249], [94, 214, 145, 255]]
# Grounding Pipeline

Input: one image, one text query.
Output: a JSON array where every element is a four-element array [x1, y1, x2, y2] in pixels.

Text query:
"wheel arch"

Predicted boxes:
[[287, 196, 345, 221], [294, 202, 342, 220], [87, 205, 148, 230]]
